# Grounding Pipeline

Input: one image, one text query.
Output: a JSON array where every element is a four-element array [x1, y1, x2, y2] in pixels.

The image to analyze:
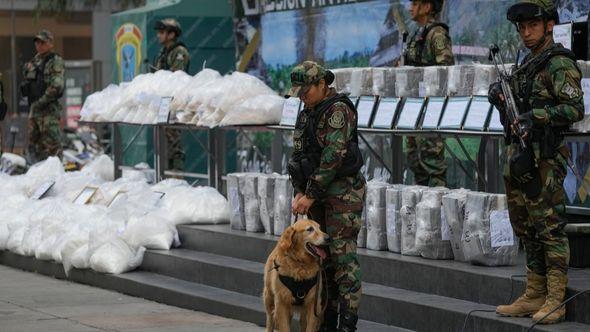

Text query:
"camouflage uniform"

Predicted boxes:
[[287, 61, 365, 331], [490, 0, 584, 324], [22, 30, 64, 162], [153, 19, 190, 172], [404, 13, 454, 187]]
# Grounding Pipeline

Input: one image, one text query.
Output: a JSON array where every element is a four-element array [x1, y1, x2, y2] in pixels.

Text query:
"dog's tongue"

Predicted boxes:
[[315, 246, 327, 260]]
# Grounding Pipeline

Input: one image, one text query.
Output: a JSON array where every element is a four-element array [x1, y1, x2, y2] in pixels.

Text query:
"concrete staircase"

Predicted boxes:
[[2, 223, 590, 331]]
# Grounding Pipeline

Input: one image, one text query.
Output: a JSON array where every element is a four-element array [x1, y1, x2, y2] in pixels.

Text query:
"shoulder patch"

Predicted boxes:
[[176, 53, 184, 61], [561, 82, 581, 99], [328, 110, 345, 129]]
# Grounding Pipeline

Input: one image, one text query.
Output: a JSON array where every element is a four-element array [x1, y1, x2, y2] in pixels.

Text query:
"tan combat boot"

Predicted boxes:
[[496, 271, 546, 317], [532, 271, 568, 324]]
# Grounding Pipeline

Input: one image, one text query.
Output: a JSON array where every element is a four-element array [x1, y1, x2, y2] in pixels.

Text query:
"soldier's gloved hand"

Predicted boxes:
[[488, 82, 505, 110], [516, 112, 534, 139]]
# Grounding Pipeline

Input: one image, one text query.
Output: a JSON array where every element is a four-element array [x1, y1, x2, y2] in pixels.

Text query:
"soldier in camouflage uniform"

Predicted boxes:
[[153, 19, 190, 172], [21, 30, 65, 162], [489, 0, 584, 324], [403, 0, 453, 187], [288, 61, 365, 332]]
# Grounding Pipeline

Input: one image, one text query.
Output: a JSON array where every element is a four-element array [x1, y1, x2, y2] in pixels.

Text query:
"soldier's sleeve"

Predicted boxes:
[[428, 27, 454, 66], [169, 47, 190, 72], [531, 56, 584, 127], [37, 56, 65, 106], [305, 102, 354, 199]]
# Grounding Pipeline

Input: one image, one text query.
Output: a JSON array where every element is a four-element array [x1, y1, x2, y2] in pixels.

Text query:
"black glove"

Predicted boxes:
[[517, 111, 534, 134], [488, 82, 504, 110]]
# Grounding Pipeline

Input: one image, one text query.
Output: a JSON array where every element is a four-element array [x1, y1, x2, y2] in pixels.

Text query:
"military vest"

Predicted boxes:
[[405, 22, 450, 66], [292, 93, 363, 178], [25, 53, 62, 104], [154, 41, 189, 71]]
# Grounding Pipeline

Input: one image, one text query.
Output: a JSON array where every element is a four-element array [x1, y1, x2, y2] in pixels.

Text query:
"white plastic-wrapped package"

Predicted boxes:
[[400, 186, 423, 256], [395, 67, 423, 97], [80, 84, 123, 122], [220, 94, 283, 126], [448, 65, 475, 96], [423, 66, 449, 97], [385, 185, 405, 253], [239, 174, 264, 233], [472, 65, 498, 96], [170, 68, 221, 113], [371, 68, 388, 97], [258, 174, 278, 235], [61, 234, 90, 275], [350, 68, 373, 96], [89, 237, 145, 274], [123, 212, 179, 250], [358, 205, 367, 249], [366, 182, 389, 251], [332, 68, 353, 94], [50, 172, 104, 202], [273, 175, 293, 236], [462, 193, 518, 266], [415, 188, 453, 260], [71, 244, 90, 270], [0, 221, 9, 250], [81, 155, 115, 181], [442, 190, 470, 262], [227, 173, 246, 230], [25, 157, 65, 194]]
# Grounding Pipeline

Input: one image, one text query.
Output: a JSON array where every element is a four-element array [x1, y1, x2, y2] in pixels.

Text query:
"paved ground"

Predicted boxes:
[[0, 265, 264, 332]]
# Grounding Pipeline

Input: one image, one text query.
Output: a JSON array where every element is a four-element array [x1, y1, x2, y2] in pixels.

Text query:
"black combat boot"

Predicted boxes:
[[318, 306, 338, 332], [337, 309, 358, 332]]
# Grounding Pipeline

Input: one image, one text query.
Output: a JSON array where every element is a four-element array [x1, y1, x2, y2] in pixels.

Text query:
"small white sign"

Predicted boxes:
[[357, 96, 376, 128], [31, 181, 55, 200], [488, 107, 504, 131], [372, 98, 399, 129], [73, 186, 98, 205], [439, 97, 470, 129], [441, 209, 450, 241], [422, 97, 445, 128], [582, 78, 590, 115], [490, 210, 514, 248], [396, 98, 424, 129], [280, 97, 301, 126], [553, 23, 572, 51], [463, 97, 491, 131], [147, 191, 166, 207], [386, 205, 396, 236], [157, 96, 173, 124]]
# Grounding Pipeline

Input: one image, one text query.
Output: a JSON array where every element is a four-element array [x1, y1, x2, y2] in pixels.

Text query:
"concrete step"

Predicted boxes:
[[2, 250, 588, 332], [177, 224, 590, 325]]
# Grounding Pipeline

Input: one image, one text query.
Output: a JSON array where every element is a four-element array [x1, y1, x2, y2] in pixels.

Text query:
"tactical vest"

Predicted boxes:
[[404, 22, 450, 67], [292, 93, 363, 180], [154, 41, 189, 71], [510, 43, 579, 144], [27, 53, 60, 104]]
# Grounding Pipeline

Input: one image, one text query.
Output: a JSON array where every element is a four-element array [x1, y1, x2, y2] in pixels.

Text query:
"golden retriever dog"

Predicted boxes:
[[263, 219, 329, 332]]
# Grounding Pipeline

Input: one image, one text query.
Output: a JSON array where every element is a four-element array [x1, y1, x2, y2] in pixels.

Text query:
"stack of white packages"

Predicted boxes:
[[423, 66, 448, 97], [395, 67, 423, 97], [274, 175, 293, 236], [400, 186, 424, 256], [472, 65, 498, 96], [385, 185, 405, 253], [240, 174, 264, 233], [0, 155, 231, 276], [447, 65, 476, 96], [441, 189, 470, 261], [415, 187, 453, 260], [332, 68, 353, 94], [366, 182, 390, 250], [350, 68, 374, 96], [258, 174, 278, 235], [371, 68, 396, 97], [227, 173, 246, 230], [462, 192, 518, 266]]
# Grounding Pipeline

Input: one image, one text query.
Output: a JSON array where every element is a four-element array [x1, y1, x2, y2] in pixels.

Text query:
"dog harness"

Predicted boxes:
[[273, 260, 319, 306]]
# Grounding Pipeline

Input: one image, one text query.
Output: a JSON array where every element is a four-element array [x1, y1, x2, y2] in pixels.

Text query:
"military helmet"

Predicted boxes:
[[154, 18, 182, 37], [507, 0, 559, 24]]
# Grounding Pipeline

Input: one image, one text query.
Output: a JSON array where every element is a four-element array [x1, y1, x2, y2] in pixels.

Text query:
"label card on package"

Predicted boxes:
[[490, 210, 514, 248], [396, 98, 425, 129], [439, 96, 470, 129], [582, 78, 590, 115], [488, 107, 504, 131], [553, 23, 572, 50], [73, 186, 98, 205], [356, 96, 377, 128], [148, 191, 166, 207], [372, 97, 400, 129], [386, 205, 396, 236], [31, 181, 55, 200], [229, 187, 240, 216], [157, 96, 173, 124], [463, 96, 492, 131], [421, 97, 446, 129], [107, 191, 127, 208], [280, 97, 301, 126], [441, 209, 450, 241]]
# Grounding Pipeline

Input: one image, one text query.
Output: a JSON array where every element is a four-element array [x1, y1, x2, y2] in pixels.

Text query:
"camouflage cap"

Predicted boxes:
[[413, 0, 444, 14], [154, 18, 182, 36], [286, 61, 327, 98], [34, 29, 54, 42], [507, 0, 558, 23]]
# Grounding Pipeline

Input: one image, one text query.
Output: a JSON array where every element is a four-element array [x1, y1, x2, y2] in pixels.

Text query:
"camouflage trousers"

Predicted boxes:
[[308, 176, 365, 314], [166, 128, 185, 171], [407, 136, 447, 187], [504, 144, 570, 276], [28, 112, 62, 162]]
